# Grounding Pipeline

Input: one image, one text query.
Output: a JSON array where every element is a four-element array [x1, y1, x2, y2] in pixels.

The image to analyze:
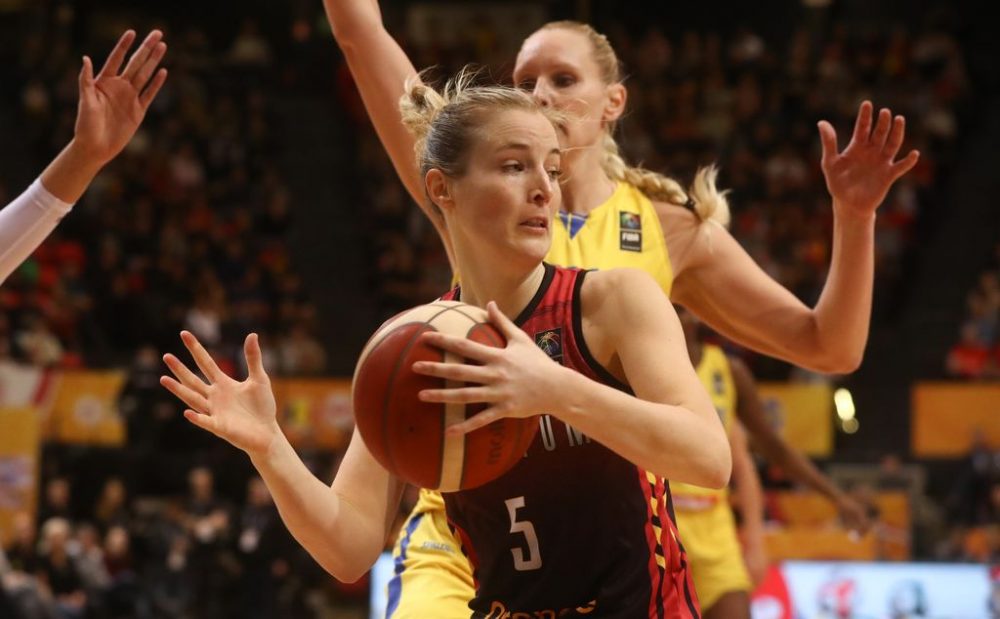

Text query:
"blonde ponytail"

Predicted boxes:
[[689, 165, 731, 229], [399, 73, 448, 165], [600, 133, 730, 228]]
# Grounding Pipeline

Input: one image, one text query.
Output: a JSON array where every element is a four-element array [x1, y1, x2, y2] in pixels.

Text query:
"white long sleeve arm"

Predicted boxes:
[[0, 179, 74, 284]]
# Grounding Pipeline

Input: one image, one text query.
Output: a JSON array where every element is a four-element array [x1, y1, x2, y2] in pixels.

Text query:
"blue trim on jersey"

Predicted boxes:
[[558, 211, 588, 239], [385, 512, 425, 618]]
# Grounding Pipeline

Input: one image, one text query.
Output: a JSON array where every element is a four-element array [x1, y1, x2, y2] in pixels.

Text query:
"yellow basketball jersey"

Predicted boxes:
[[670, 345, 752, 606], [672, 344, 736, 503], [546, 182, 674, 297]]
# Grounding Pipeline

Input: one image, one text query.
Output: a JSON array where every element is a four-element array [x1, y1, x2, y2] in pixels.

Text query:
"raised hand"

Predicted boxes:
[[74, 30, 168, 165], [161, 331, 281, 457], [818, 101, 920, 220], [412, 301, 569, 435]]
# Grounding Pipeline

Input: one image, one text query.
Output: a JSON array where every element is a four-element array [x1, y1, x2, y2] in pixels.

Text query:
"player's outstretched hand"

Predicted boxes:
[[161, 331, 281, 457], [818, 100, 920, 221]]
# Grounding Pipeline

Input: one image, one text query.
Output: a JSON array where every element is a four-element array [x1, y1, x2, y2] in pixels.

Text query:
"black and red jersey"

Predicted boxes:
[[441, 263, 700, 619]]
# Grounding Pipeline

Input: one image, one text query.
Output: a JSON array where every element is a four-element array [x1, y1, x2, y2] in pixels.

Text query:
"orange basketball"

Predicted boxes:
[[351, 301, 538, 492]]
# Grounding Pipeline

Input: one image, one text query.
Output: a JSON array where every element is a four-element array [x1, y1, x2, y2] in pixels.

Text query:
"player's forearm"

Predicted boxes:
[[321, 0, 443, 240], [810, 208, 876, 372], [757, 436, 841, 502], [322, 0, 384, 42], [249, 435, 383, 582], [39, 139, 106, 204], [732, 441, 765, 539], [556, 371, 731, 488], [0, 174, 75, 284]]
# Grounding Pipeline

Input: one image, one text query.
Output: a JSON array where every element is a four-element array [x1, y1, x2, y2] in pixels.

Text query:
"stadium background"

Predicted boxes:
[[0, 0, 997, 617]]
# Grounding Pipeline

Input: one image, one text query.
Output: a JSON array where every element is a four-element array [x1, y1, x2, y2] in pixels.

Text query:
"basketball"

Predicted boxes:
[[351, 301, 538, 492]]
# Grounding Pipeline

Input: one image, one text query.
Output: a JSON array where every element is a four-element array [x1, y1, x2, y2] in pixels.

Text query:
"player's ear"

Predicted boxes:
[[425, 169, 455, 212], [602, 82, 626, 124]]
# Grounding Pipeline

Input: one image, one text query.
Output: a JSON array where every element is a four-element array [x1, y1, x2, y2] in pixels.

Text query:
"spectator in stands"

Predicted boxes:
[[947, 326, 996, 378], [103, 525, 143, 617], [38, 477, 73, 526], [146, 532, 196, 619], [35, 518, 86, 619], [236, 477, 299, 619], [4, 513, 40, 576], [14, 312, 64, 366], [947, 430, 1000, 525], [277, 324, 327, 375], [93, 477, 130, 535], [185, 467, 233, 619], [876, 453, 915, 491], [948, 250, 1000, 378], [72, 523, 110, 600], [0, 557, 17, 619], [1, 541, 54, 619]]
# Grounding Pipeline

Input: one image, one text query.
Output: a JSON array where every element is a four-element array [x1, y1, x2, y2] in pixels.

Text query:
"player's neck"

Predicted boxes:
[[458, 260, 546, 323], [560, 145, 616, 215]]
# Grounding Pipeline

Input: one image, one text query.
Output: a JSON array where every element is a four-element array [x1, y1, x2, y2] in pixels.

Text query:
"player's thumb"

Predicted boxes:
[[244, 333, 270, 383]]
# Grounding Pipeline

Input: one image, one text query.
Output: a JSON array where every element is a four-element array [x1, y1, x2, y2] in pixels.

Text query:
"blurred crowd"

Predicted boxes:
[[0, 467, 370, 619], [935, 433, 1000, 561], [946, 240, 1000, 379], [0, 11, 327, 376]]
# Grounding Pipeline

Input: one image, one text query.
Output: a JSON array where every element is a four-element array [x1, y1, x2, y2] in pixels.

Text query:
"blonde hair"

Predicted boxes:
[[399, 67, 560, 187], [538, 21, 731, 228]]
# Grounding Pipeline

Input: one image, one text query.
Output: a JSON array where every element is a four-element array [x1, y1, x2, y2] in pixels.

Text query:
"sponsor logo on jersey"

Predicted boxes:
[[419, 540, 455, 554], [619, 211, 642, 252], [485, 598, 597, 619], [620, 211, 641, 230], [534, 328, 563, 362]]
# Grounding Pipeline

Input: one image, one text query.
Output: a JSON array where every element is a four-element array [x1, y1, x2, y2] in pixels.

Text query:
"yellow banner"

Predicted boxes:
[[273, 379, 354, 451], [756, 383, 833, 457], [912, 383, 1000, 456], [0, 406, 40, 546], [769, 490, 910, 560], [48, 371, 127, 446]]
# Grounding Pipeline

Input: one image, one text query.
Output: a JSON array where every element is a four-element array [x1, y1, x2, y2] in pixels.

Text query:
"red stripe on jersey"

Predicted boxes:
[[638, 468, 665, 619], [656, 475, 695, 619], [678, 554, 701, 618], [658, 481, 700, 618], [657, 480, 675, 573]]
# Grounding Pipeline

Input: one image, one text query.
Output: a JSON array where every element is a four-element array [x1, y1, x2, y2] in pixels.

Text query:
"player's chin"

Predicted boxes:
[[522, 238, 551, 264]]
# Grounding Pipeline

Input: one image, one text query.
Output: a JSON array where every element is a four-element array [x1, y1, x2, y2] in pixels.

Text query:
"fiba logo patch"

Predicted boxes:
[[619, 211, 642, 252], [534, 328, 563, 362]]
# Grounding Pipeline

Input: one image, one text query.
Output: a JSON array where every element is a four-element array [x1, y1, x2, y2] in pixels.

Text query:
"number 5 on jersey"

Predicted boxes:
[[505, 496, 542, 571]]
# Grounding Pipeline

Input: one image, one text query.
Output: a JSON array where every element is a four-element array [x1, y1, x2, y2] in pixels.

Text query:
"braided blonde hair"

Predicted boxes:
[[538, 21, 731, 227]]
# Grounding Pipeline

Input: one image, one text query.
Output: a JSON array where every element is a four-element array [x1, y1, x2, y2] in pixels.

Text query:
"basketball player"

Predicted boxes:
[[161, 75, 731, 617], [0, 30, 167, 284], [674, 305, 871, 618], [322, 4, 918, 617]]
